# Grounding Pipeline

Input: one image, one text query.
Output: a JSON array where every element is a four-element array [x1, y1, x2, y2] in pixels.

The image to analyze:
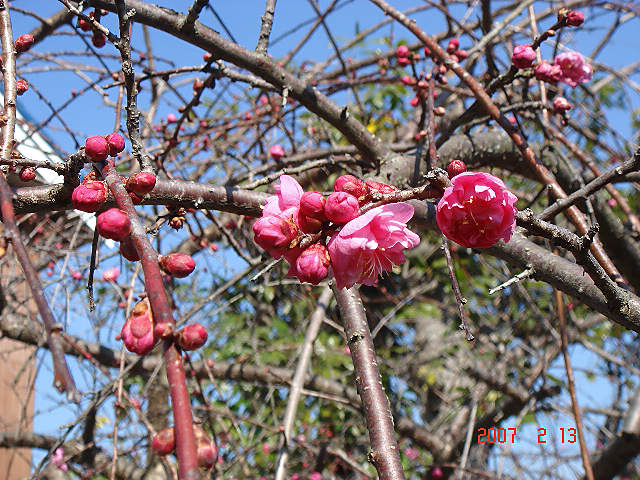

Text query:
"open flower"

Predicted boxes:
[[51, 447, 68, 472], [262, 174, 303, 221], [436, 172, 517, 248], [328, 203, 420, 289], [554, 51, 593, 88]]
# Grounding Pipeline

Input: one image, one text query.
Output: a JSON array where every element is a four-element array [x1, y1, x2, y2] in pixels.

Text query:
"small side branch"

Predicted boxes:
[[332, 284, 405, 480], [256, 0, 277, 55]]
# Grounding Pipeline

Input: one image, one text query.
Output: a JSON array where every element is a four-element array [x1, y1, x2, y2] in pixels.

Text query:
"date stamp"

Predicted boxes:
[[477, 427, 579, 444]]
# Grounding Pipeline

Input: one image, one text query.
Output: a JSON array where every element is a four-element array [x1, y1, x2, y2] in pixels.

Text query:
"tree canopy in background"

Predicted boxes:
[[1, 1, 640, 479]]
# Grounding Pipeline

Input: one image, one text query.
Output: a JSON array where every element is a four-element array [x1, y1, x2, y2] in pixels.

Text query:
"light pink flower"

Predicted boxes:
[[102, 267, 120, 282], [436, 172, 517, 248], [51, 447, 68, 472], [554, 51, 593, 88], [328, 203, 420, 289], [552, 96, 572, 113], [262, 174, 303, 221]]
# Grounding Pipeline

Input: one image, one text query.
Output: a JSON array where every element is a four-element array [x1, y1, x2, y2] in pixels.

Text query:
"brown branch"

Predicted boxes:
[[332, 285, 405, 480], [0, 0, 79, 401], [100, 162, 200, 479]]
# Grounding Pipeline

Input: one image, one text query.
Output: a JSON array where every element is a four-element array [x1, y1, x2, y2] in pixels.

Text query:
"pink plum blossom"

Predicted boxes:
[[262, 174, 303, 221], [328, 203, 420, 289], [511, 45, 536, 69], [436, 172, 517, 248], [102, 267, 120, 282], [554, 51, 593, 88], [534, 60, 562, 83], [51, 447, 68, 472]]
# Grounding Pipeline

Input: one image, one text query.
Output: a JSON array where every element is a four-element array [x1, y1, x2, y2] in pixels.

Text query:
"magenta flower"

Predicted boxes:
[[120, 301, 157, 355], [262, 174, 303, 221], [436, 172, 517, 248], [252, 215, 298, 259], [534, 60, 562, 84], [512, 45, 536, 69], [51, 447, 68, 472], [324, 191, 359, 224], [294, 244, 330, 285], [328, 203, 420, 289], [554, 51, 593, 88]]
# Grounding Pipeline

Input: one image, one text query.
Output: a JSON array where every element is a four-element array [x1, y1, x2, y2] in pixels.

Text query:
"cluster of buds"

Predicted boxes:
[[402, 72, 439, 108], [253, 174, 420, 289], [445, 38, 468, 63], [84, 132, 126, 161], [511, 11, 589, 89]]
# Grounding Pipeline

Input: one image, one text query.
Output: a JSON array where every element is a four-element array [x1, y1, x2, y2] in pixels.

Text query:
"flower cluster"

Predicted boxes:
[[253, 175, 420, 289]]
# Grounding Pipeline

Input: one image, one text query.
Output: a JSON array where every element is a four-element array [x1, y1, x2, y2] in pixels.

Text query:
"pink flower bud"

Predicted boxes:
[[324, 192, 359, 224], [365, 180, 396, 195], [334, 174, 368, 203], [92, 32, 106, 48], [409, 96, 420, 107], [401, 75, 414, 86], [446, 160, 467, 179], [298, 214, 323, 234], [119, 236, 140, 261], [456, 49, 468, 60], [270, 144, 285, 161], [72, 181, 107, 212], [300, 191, 326, 219], [398, 57, 411, 67], [159, 253, 196, 278], [126, 171, 156, 196], [512, 45, 536, 69], [446, 38, 459, 54], [151, 427, 175, 455], [72, 271, 82, 280], [396, 45, 410, 58], [15, 34, 34, 53], [120, 299, 157, 355], [102, 267, 120, 282], [154, 322, 174, 339], [552, 96, 572, 113], [85, 135, 109, 161], [566, 10, 584, 26], [534, 60, 562, 83], [19, 167, 36, 182], [430, 466, 443, 479], [78, 17, 91, 31], [295, 244, 330, 285], [194, 426, 218, 469], [166, 113, 177, 123], [177, 323, 208, 350], [252, 216, 298, 258], [16, 79, 28, 96], [105, 132, 125, 156], [97, 208, 131, 241]]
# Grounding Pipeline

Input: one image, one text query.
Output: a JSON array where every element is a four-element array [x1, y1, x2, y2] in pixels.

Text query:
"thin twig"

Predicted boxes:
[[274, 287, 332, 480]]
